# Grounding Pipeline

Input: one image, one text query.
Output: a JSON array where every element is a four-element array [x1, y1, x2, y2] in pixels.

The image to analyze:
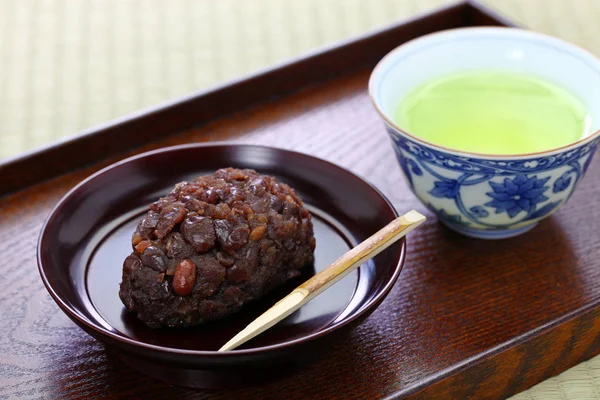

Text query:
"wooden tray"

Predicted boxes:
[[2, 1, 597, 399]]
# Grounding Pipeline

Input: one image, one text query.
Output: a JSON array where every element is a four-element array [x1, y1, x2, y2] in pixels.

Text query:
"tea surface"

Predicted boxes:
[[396, 71, 590, 154]]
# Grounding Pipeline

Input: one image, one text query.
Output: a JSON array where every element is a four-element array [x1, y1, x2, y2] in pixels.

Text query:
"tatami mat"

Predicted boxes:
[[2, 0, 600, 398]]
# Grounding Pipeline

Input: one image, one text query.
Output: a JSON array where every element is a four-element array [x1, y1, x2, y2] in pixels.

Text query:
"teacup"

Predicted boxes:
[[369, 27, 600, 239]]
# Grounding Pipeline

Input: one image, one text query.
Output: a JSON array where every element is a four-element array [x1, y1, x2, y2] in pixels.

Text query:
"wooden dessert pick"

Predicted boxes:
[[218, 210, 426, 352]]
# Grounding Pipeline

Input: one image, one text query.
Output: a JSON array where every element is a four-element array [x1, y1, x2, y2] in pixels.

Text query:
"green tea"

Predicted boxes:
[[395, 71, 590, 154]]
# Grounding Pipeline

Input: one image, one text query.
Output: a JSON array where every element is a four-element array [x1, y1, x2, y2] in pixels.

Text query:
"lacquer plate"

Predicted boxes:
[[37, 144, 406, 388]]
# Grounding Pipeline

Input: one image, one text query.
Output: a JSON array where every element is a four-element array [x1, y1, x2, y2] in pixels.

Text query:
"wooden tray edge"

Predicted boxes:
[[389, 304, 600, 399]]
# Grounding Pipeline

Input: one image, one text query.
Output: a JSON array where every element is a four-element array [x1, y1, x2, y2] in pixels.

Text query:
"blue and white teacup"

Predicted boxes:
[[369, 27, 600, 239]]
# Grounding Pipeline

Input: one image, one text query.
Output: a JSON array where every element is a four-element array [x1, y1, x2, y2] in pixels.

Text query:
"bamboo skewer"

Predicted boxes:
[[218, 210, 426, 352]]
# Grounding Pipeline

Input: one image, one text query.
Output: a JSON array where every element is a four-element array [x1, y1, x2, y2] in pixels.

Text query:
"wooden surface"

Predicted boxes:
[[2, 3, 600, 399], [2, 67, 600, 400]]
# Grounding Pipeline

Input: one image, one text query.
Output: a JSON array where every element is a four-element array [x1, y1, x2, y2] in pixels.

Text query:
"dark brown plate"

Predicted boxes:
[[37, 144, 405, 389]]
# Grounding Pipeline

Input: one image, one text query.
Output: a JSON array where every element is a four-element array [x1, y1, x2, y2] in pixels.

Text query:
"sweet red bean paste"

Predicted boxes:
[[119, 168, 315, 328]]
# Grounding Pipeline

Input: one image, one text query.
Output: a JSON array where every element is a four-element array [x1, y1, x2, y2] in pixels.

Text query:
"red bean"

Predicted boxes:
[[173, 259, 197, 296], [155, 202, 186, 239], [227, 225, 249, 250], [165, 232, 194, 259], [213, 203, 231, 219], [249, 225, 267, 241], [181, 214, 216, 252], [140, 246, 167, 272], [135, 240, 151, 254], [123, 255, 142, 274], [131, 232, 143, 246], [136, 211, 160, 239]]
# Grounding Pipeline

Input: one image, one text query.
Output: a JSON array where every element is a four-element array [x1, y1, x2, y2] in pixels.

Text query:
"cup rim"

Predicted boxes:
[[368, 26, 600, 159]]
